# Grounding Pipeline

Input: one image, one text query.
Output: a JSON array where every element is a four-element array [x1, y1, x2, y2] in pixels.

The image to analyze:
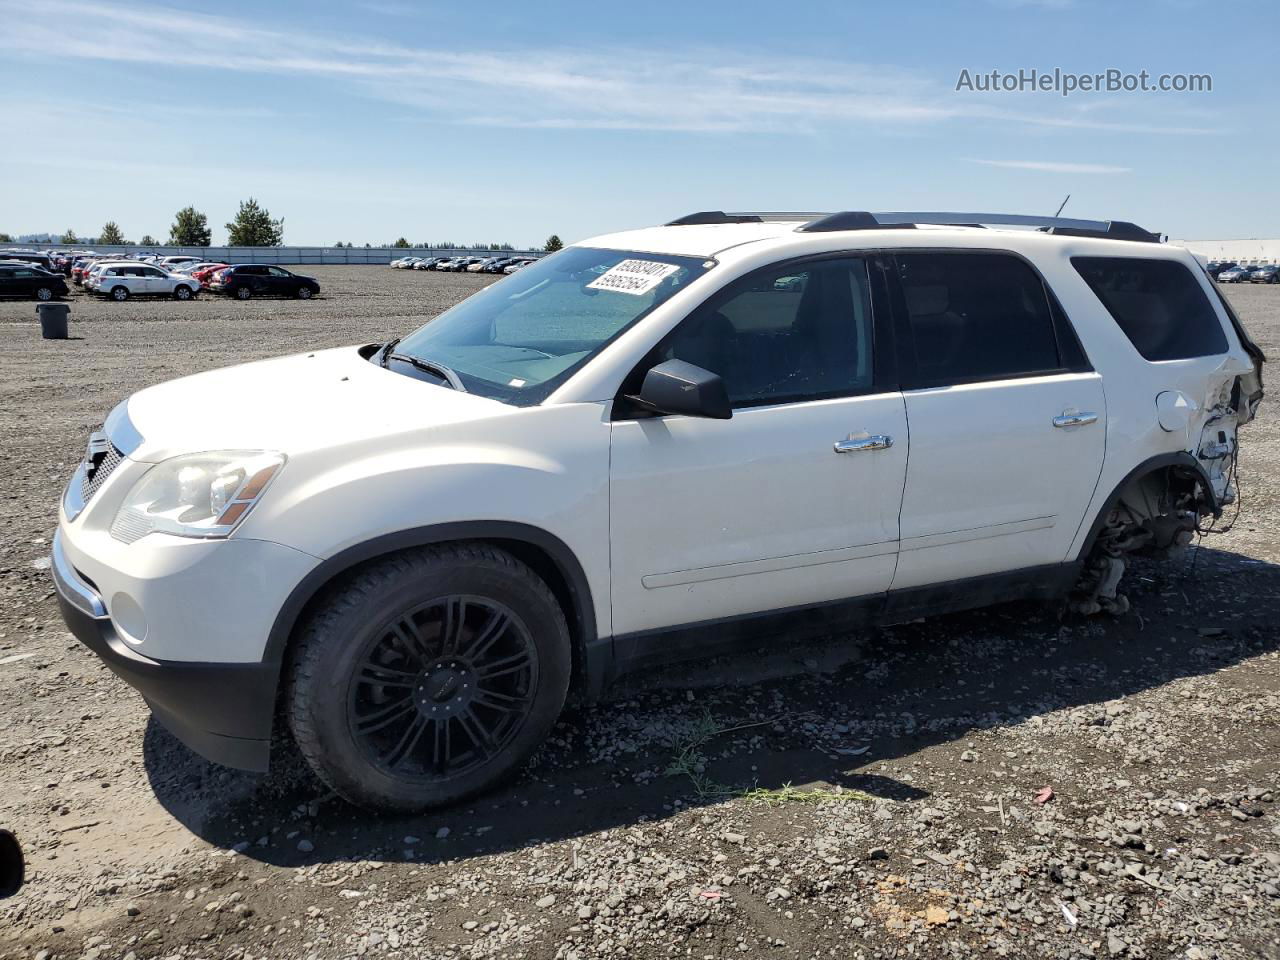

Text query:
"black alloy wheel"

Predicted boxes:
[[348, 595, 536, 780]]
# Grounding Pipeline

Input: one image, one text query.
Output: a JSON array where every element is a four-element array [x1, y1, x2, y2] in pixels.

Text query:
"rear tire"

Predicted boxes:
[[236, 286, 252, 300], [285, 544, 571, 813], [110, 286, 129, 302]]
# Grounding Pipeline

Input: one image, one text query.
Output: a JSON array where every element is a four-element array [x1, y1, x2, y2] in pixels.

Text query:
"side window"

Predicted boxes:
[[896, 252, 1064, 386], [144, 268, 166, 278], [268, 267, 290, 277], [664, 257, 875, 408], [1072, 257, 1228, 361], [13, 268, 35, 278]]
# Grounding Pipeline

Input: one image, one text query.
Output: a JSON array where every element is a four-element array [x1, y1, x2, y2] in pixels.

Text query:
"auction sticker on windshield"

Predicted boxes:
[[586, 259, 680, 296]]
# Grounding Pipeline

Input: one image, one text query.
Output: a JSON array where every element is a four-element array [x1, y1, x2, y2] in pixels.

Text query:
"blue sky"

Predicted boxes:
[[1, 0, 1274, 246]]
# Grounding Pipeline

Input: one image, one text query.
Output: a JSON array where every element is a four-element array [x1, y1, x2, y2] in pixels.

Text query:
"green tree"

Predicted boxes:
[[333, 241, 346, 248], [0, 232, 12, 243], [544, 234, 564, 253], [98, 221, 126, 245], [139, 234, 158, 246], [169, 206, 211, 246], [392, 237, 411, 248], [225, 198, 283, 246], [60, 228, 78, 244]]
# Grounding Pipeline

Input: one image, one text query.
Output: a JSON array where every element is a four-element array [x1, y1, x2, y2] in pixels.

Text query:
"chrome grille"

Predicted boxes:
[[80, 433, 124, 504]]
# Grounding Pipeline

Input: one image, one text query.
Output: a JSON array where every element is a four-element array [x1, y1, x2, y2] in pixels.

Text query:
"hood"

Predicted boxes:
[[116, 345, 510, 463]]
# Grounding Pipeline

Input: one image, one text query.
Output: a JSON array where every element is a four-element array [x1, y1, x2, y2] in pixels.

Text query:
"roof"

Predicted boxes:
[[582, 211, 1165, 260]]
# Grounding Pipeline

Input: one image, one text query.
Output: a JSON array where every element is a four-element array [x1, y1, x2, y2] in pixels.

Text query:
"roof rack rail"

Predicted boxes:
[[666, 211, 764, 225], [1037, 220, 1162, 243], [801, 211, 1162, 242], [666, 211, 831, 225], [665, 210, 1161, 242]]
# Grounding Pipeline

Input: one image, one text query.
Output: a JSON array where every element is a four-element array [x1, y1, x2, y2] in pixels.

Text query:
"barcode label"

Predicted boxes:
[[586, 259, 679, 296]]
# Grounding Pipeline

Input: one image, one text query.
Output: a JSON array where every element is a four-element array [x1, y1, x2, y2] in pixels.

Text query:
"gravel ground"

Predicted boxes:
[[0, 266, 1277, 960]]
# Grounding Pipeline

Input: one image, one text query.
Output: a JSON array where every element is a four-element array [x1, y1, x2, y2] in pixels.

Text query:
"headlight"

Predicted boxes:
[[110, 451, 285, 543]]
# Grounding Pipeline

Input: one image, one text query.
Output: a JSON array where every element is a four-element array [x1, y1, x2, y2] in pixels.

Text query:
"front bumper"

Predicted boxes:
[[52, 529, 282, 772]]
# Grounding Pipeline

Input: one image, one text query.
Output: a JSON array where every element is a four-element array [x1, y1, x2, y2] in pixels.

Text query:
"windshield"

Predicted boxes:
[[392, 246, 712, 404]]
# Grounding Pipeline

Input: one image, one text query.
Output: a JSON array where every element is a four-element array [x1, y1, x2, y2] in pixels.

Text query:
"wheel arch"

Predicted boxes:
[[263, 521, 603, 707], [1074, 451, 1219, 562]]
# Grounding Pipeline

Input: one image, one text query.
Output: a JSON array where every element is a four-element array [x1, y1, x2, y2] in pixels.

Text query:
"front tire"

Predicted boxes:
[[35, 286, 54, 301], [285, 544, 572, 813], [174, 285, 193, 300], [296, 286, 313, 299]]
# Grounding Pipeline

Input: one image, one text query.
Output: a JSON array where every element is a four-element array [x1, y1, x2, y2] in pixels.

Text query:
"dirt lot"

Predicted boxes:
[[1, 266, 1278, 960]]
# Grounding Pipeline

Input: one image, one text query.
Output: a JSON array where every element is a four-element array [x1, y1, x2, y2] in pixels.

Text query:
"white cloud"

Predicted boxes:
[[0, 0, 1213, 137], [964, 158, 1132, 174]]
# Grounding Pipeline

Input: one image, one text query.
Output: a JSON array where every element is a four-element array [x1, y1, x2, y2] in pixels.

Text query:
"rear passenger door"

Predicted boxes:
[[888, 251, 1106, 591], [238, 266, 268, 293]]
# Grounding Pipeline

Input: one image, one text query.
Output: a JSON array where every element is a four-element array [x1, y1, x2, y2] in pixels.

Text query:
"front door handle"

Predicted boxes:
[[834, 435, 893, 453], [1052, 411, 1099, 428]]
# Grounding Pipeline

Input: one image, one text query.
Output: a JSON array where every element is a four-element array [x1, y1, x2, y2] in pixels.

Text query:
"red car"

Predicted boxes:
[[191, 263, 229, 287]]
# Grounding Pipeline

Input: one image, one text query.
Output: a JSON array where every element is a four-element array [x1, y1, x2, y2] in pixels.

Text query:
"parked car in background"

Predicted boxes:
[[0, 250, 56, 272], [156, 256, 203, 271], [1206, 261, 1237, 279], [89, 262, 200, 301], [390, 257, 417, 269], [503, 258, 535, 273], [71, 256, 114, 284], [52, 251, 95, 275], [0, 263, 69, 300], [415, 258, 444, 270], [1217, 264, 1253, 283], [1247, 264, 1279, 283], [190, 263, 229, 287], [208, 264, 321, 299]]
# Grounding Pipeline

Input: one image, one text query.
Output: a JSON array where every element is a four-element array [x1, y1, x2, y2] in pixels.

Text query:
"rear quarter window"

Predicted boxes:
[[1072, 257, 1228, 361]]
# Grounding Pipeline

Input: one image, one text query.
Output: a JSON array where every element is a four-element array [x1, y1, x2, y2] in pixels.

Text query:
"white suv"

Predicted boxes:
[[90, 261, 199, 301], [52, 211, 1265, 812]]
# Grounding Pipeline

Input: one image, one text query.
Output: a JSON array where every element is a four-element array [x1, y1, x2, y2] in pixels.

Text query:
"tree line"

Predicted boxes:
[[384, 235, 564, 253], [22, 199, 287, 248], [4, 219, 564, 253]]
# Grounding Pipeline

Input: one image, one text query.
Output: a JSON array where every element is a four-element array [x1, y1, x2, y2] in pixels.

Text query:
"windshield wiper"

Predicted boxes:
[[377, 337, 402, 368], [385, 351, 467, 392]]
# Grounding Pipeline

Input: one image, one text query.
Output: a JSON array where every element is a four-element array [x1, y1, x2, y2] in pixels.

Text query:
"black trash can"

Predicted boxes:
[[37, 302, 70, 339]]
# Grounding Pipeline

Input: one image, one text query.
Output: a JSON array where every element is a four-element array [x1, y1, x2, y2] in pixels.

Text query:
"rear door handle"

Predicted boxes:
[[834, 435, 893, 453], [1052, 411, 1098, 428]]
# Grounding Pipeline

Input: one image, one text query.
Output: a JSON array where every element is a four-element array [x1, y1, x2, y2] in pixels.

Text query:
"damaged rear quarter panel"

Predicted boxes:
[[1048, 244, 1260, 559]]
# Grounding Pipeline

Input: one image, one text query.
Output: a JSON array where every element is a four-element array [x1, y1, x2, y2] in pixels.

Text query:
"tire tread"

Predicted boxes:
[[284, 542, 565, 809]]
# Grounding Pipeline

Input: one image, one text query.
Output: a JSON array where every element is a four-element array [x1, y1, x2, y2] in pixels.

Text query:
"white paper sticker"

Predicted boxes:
[[586, 259, 679, 296]]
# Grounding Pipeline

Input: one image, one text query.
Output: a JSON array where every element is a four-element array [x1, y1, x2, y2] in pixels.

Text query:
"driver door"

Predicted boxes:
[[608, 255, 907, 640], [267, 267, 292, 294]]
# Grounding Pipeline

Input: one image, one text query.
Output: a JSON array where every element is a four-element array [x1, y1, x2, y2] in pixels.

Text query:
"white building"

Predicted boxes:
[[1171, 238, 1280, 266]]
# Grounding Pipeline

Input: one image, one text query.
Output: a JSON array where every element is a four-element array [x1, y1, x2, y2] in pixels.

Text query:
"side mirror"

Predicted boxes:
[[628, 359, 732, 420]]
